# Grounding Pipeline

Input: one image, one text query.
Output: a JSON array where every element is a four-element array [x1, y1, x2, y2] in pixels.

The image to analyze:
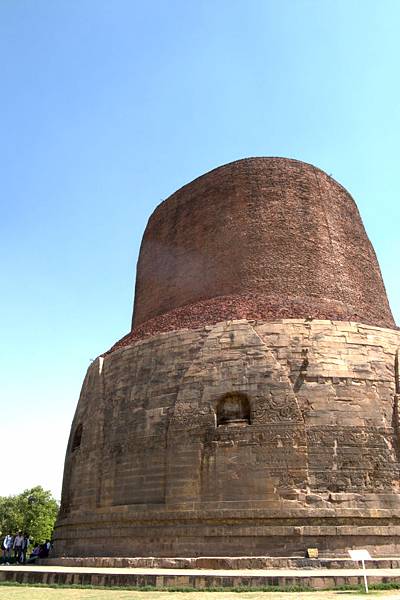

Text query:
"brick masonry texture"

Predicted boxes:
[[129, 158, 395, 344], [56, 319, 400, 557]]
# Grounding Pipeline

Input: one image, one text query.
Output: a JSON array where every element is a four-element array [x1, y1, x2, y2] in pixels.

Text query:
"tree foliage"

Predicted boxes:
[[0, 486, 59, 543]]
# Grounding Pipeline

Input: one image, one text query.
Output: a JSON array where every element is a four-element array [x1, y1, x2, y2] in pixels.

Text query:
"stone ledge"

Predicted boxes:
[[41, 555, 400, 570], [3, 564, 400, 590]]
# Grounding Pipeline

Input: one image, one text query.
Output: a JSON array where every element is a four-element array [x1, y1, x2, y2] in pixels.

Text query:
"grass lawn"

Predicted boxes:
[[1, 587, 400, 600]]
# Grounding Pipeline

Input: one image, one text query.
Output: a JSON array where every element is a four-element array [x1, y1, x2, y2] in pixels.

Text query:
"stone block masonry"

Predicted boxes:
[[56, 319, 400, 557]]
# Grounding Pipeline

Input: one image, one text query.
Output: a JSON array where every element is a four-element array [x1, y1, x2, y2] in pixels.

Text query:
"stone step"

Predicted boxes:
[[2, 564, 400, 590], [41, 555, 400, 570]]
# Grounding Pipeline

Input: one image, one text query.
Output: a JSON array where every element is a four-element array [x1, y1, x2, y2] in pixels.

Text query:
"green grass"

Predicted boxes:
[[3, 579, 400, 600], [0, 585, 392, 600]]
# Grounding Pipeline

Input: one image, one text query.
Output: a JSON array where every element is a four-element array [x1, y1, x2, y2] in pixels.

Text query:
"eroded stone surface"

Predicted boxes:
[[56, 319, 400, 557]]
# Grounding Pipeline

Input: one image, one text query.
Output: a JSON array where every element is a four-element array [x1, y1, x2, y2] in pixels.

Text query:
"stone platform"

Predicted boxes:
[[41, 555, 400, 570], [2, 563, 400, 590], [57, 319, 400, 558]]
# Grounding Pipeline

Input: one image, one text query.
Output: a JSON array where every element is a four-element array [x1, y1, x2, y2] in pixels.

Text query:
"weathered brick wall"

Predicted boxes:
[[131, 158, 394, 335], [56, 319, 400, 557]]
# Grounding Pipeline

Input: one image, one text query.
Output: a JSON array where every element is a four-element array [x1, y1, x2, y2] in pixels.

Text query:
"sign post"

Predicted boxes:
[[348, 549, 371, 594]]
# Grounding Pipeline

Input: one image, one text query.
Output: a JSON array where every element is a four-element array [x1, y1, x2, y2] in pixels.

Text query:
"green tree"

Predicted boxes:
[[0, 486, 59, 543]]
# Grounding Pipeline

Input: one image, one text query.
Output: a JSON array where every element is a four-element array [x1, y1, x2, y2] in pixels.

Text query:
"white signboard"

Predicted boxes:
[[348, 549, 371, 593], [348, 549, 371, 561]]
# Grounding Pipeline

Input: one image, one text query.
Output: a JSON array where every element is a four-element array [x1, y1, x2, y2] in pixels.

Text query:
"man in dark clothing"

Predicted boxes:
[[13, 532, 24, 564]]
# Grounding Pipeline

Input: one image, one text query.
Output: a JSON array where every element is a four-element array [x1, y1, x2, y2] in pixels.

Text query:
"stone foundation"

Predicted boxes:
[[4, 565, 400, 590], [55, 318, 400, 558], [40, 556, 400, 569]]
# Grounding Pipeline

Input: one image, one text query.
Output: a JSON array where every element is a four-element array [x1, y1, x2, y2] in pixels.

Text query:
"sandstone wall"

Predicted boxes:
[[55, 319, 400, 557]]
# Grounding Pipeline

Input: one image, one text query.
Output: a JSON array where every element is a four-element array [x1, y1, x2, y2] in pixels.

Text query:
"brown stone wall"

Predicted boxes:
[[131, 158, 394, 333], [56, 319, 400, 557]]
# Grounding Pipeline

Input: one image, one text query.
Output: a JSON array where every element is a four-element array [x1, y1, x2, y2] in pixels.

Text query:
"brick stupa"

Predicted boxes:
[[55, 158, 400, 558]]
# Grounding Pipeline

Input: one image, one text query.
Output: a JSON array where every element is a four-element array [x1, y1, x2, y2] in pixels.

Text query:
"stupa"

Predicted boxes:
[[55, 157, 400, 558]]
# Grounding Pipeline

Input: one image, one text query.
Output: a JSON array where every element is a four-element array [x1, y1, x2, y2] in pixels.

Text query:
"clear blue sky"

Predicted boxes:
[[1, 0, 399, 498]]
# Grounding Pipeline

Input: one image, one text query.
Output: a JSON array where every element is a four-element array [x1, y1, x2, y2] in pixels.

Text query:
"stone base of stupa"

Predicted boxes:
[[39, 555, 400, 570], [54, 318, 400, 559]]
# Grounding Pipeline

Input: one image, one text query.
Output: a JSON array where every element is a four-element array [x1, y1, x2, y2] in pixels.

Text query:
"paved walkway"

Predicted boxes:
[[0, 563, 399, 577], [2, 563, 400, 590]]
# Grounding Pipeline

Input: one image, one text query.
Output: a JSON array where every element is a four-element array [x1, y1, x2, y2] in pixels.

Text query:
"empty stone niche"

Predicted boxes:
[[216, 392, 251, 427], [71, 423, 83, 452]]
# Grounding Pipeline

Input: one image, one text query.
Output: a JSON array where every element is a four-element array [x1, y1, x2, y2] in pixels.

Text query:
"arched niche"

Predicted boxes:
[[216, 392, 251, 426], [71, 423, 83, 452]]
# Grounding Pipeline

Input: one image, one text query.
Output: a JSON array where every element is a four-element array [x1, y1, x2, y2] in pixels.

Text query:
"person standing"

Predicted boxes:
[[21, 534, 30, 564], [2, 534, 13, 564], [13, 532, 24, 564]]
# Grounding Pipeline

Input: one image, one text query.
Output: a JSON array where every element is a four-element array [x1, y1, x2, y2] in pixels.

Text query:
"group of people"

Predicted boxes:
[[1, 532, 51, 565]]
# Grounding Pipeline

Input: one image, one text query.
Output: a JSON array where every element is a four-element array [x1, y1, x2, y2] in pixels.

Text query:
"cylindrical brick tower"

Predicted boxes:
[[55, 158, 400, 559], [132, 158, 394, 331]]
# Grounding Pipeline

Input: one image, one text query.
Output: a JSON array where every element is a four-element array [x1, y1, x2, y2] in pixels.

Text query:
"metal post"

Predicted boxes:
[[361, 558, 368, 594]]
